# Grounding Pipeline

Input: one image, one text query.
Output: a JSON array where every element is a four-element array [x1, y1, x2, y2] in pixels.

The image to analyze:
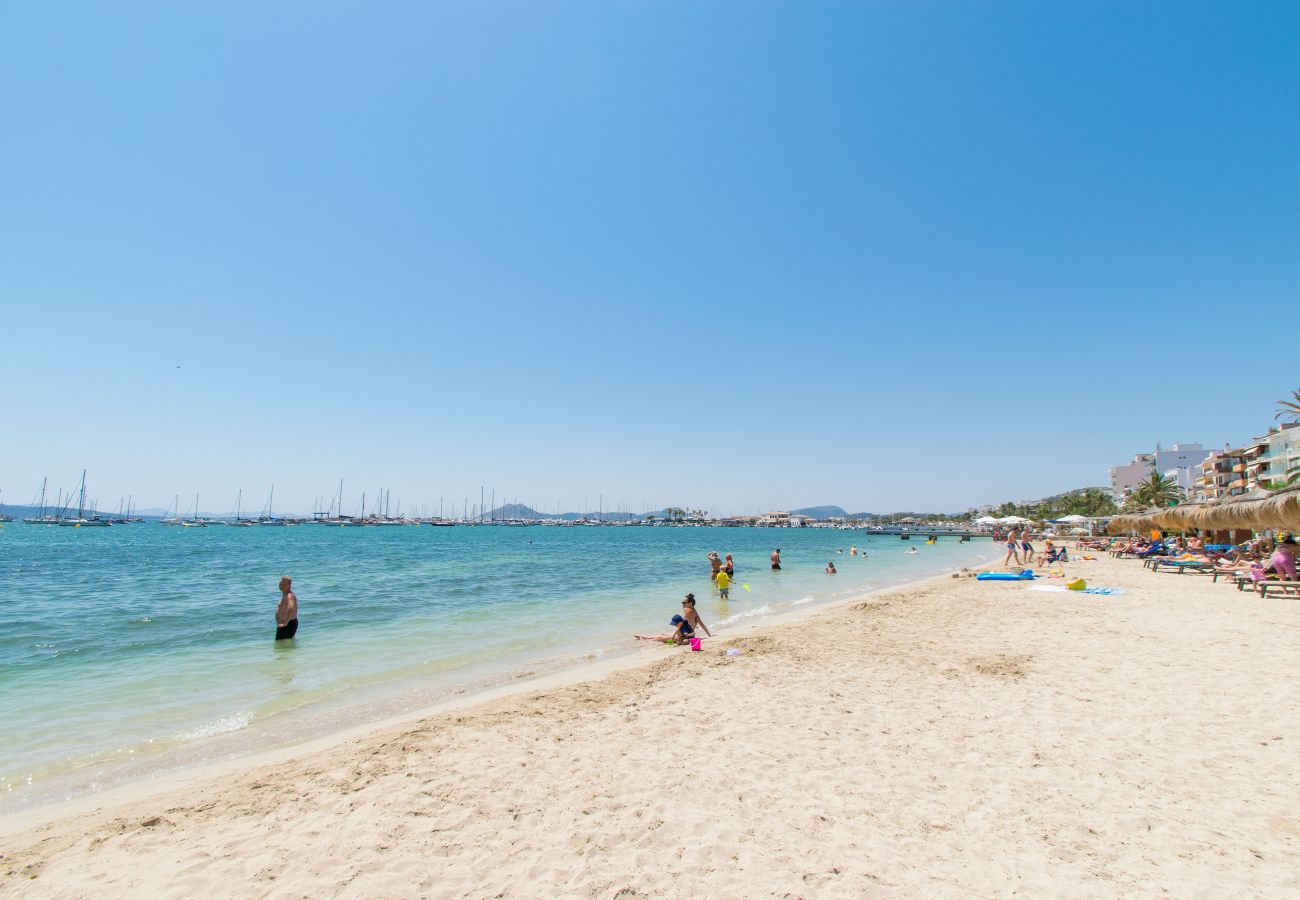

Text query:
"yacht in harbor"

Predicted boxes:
[[57, 470, 112, 527], [22, 478, 61, 525]]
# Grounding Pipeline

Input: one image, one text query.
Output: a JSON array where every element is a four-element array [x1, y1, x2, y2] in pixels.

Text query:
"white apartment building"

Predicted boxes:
[[1245, 423, 1300, 490], [1109, 442, 1210, 501], [1109, 453, 1155, 499]]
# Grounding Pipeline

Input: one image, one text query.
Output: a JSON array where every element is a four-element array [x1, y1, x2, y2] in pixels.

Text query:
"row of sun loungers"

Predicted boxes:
[[1103, 541, 1300, 597]]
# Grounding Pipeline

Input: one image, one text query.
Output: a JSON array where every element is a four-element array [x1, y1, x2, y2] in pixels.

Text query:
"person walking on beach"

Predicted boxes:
[[1004, 529, 1022, 567], [1273, 533, 1298, 581], [1021, 529, 1035, 564], [771, 548, 781, 570], [716, 567, 732, 600], [275, 576, 299, 641], [708, 552, 722, 582]]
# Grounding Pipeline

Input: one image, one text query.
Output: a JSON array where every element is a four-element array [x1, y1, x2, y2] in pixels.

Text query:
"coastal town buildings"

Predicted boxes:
[[1245, 423, 1300, 491], [1194, 448, 1246, 501], [1109, 454, 1155, 499], [1109, 443, 1210, 501]]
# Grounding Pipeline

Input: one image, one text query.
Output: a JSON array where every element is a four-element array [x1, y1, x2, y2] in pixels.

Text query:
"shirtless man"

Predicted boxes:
[[275, 576, 299, 641], [708, 552, 722, 581], [770, 548, 781, 570], [1004, 529, 1022, 567]]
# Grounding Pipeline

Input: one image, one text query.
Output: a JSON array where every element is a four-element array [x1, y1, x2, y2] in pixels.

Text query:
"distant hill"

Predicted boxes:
[[0, 503, 165, 521], [486, 503, 648, 522], [789, 505, 851, 520]]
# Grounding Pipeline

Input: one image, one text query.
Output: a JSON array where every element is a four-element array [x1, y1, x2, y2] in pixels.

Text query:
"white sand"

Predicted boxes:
[[3, 553, 1299, 897]]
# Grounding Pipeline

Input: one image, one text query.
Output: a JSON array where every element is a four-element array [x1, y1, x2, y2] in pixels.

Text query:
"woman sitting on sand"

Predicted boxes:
[[634, 596, 712, 645], [634, 615, 695, 645]]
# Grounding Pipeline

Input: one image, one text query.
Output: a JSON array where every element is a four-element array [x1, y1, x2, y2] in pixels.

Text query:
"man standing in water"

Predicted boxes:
[[708, 552, 722, 582], [275, 576, 299, 641], [770, 548, 781, 570]]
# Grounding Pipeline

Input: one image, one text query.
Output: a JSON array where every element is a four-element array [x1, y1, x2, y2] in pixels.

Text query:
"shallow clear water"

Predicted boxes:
[[0, 523, 995, 810]]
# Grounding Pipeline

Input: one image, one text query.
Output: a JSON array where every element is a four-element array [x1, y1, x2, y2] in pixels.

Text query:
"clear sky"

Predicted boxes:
[[2, 1, 1297, 516]]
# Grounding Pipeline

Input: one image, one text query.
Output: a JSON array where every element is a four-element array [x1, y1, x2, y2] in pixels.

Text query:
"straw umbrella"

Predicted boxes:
[[1190, 486, 1300, 532]]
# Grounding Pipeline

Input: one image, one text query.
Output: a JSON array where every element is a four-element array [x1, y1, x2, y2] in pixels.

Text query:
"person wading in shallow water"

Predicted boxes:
[[275, 576, 299, 641], [770, 548, 781, 570]]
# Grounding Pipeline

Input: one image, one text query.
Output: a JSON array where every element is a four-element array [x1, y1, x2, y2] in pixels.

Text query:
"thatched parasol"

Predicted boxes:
[[1107, 485, 1300, 535], [1189, 484, 1300, 531], [1106, 509, 1162, 533]]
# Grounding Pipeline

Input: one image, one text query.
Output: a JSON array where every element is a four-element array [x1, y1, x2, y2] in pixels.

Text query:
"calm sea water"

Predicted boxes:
[[0, 523, 995, 811]]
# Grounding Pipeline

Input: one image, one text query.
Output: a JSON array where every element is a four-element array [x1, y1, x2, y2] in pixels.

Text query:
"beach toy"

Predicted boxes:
[[1066, 578, 1086, 591], [690, 638, 702, 651], [742, 583, 751, 592], [977, 571, 1035, 581]]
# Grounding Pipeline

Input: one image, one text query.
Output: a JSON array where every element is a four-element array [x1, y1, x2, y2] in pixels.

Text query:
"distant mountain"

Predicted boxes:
[[789, 505, 850, 520], [486, 503, 648, 522], [0, 503, 164, 520]]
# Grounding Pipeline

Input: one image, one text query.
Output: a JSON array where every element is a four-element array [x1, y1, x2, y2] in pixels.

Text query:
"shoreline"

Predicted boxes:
[[6, 550, 1299, 895], [0, 555, 996, 838]]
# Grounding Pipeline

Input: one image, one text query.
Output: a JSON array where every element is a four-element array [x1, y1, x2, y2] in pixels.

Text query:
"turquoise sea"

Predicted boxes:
[[0, 523, 995, 812]]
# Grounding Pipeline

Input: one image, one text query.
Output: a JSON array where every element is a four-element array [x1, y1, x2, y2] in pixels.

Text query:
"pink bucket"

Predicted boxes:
[[690, 638, 702, 651]]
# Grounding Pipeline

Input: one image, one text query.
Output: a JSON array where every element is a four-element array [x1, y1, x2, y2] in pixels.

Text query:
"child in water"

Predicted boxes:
[[716, 567, 731, 599]]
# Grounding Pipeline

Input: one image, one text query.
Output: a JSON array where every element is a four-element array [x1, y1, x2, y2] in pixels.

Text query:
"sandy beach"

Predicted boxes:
[[3, 551, 1299, 897]]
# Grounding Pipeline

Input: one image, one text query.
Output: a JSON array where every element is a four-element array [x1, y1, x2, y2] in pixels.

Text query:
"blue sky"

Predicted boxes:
[[2, 1, 1297, 515]]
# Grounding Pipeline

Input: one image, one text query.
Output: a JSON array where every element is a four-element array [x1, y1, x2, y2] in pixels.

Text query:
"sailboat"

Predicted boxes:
[[314, 480, 358, 526], [0, 489, 12, 523], [227, 489, 254, 526], [181, 493, 208, 527], [22, 478, 60, 524], [160, 494, 183, 526], [57, 470, 112, 526], [255, 486, 288, 525]]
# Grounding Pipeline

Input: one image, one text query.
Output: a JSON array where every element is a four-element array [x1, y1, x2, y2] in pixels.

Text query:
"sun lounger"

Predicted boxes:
[[1211, 568, 1253, 584], [1255, 580, 1300, 599], [1151, 559, 1213, 574]]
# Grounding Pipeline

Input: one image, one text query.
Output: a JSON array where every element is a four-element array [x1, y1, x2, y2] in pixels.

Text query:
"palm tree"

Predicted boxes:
[[1276, 388, 1300, 423], [1130, 473, 1183, 509], [1273, 389, 1300, 484]]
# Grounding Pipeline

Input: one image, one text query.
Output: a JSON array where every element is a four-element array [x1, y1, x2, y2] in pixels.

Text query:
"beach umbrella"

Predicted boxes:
[[1185, 485, 1300, 532], [974, 515, 999, 525], [1057, 514, 1089, 523], [998, 515, 1031, 524]]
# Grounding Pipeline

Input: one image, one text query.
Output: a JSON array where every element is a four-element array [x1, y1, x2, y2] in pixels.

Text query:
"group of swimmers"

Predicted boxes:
[[639, 542, 916, 645]]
